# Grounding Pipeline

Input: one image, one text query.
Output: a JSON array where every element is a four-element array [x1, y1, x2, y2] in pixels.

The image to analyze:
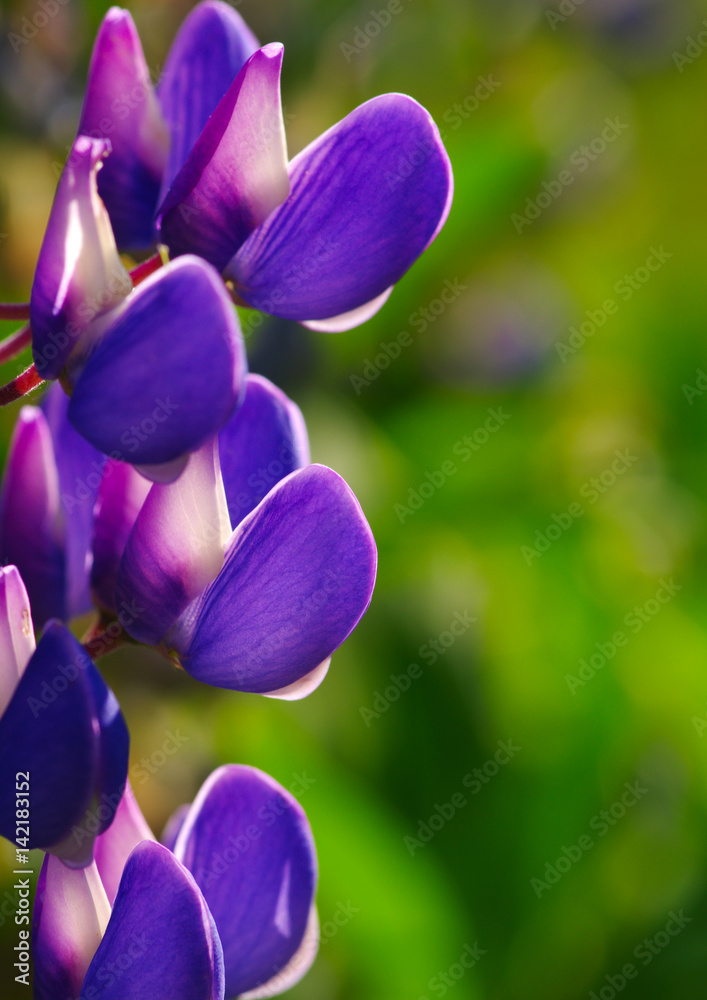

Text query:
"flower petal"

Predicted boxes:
[[173, 765, 317, 999], [158, 44, 289, 271], [241, 906, 319, 1000], [78, 8, 169, 250], [115, 440, 231, 646], [161, 803, 190, 853], [30, 136, 132, 380], [218, 374, 309, 526], [0, 566, 35, 717], [300, 286, 394, 333], [43, 384, 106, 619], [158, 0, 259, 198], [225, 94, 453, 322], [91, 459, 151, 613], [94, 781, 156, 905], [177, 465, 377, 692], [0, 622, 129, 864], [32, 856, 110, 1000], [68, 256, 246, 468], [82, 841, 224, 1000], [0, 408, 65, 627]]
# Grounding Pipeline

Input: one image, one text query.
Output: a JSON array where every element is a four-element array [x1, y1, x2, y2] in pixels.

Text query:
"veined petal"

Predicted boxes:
[[0, 566, 35, 718], [94, 781, 156, 905], [0, 407, 65, 627], [158, 0, 259, 198], [68, 256, 247, 469], [174, 765, 317, 1000], [115, 440, 231, 646], [30, 136, 131, 380], [178, 465, 377, 693], [0, 623, 129, 865], [78, 7, 169, 250], [32, 856, 110, 1000], [158, 44, 289, 270], [241, 906, 319, 1000], [82, 841, 224, 1000], [219, 374, 309, 526], [43, 384, 105, 619], [225, 94, 453, 322]]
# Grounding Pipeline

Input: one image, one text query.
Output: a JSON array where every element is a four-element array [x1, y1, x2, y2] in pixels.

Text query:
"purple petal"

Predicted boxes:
[[91, 459, 151, 613], [115, 440, 230, 646], [0, 622, 128, 865], [158, 0, 259, 198], [242, 906, 319, 1000], [218, 374, 309, 526], [42, 384, 106, 619], [173, 765, 317, 999], [82, 841, 224, 1000], [176, 465, 377, 693], [162, 803, 190, 854], [225, 94, 453, 322], [301, 286, 393, 333], [78, 8, 169, 250], [30, 136, 132, 380], [157, 44, 289, 271], [0, 566, 35, 717], [94, 781, 156, 905], [32, 856, 110, 1000], [68, 256, 246, 470], [0, 407, 65, 627]]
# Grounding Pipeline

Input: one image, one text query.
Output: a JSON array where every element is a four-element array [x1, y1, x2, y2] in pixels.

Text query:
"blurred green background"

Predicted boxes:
[[2, 0, 707, 997]]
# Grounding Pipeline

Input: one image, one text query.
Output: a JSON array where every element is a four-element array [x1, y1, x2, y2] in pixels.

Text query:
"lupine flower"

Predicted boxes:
[[78, 2, 453, 331], [30, 134, 246, 482], [33, 766, 318, 1000], [0, 566, 129, 866]]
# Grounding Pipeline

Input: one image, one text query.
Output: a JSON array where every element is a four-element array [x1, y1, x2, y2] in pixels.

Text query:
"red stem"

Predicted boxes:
[[0, 363, 44, 406], [0, 323, 32, 365], [129, 253, 163, 286], [0, 302, 31, 321]]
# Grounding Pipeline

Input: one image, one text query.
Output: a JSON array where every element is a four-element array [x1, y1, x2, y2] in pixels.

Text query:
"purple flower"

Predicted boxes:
[[0, 566, 129, 866], [78, 3, 453, 331], [29, 135, 247, 481], [33, 766, 318, 1000]]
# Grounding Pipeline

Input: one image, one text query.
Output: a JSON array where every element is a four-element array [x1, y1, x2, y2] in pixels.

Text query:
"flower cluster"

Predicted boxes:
[[0, 2, 452, 996]]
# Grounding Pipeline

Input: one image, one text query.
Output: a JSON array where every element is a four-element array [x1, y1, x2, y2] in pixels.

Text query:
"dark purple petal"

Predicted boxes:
[[43, 384, 105, 619], [219, 374, 309, 526], [78, 8, 169, 250], [0, 622, 128, 865], [91, 459, 151, 613], [115, 441, 230, 646], [68, 256, 246, 470], [94, 781, 155, 905], [177, 465, 377, 693], [0, 566, 35, 718], [225, 94, 453, 323], [157, 44, 289, 271], [173, 765, 317, 999], [33, 856, 110, 1000], [0, 407, 65, 627], [161, 803, 190, 854], [158, 0, 259, 198], [82, 841, 224, 1000], [30, 136, 132, 379]]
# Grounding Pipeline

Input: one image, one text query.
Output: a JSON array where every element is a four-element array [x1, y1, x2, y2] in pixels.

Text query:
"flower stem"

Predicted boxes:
[[0, 302, 31, 321], [81, 619, 128, 660], [0, 363, 44, 406], [0, 323, 32, 365], [130, 252, 164, 286]]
